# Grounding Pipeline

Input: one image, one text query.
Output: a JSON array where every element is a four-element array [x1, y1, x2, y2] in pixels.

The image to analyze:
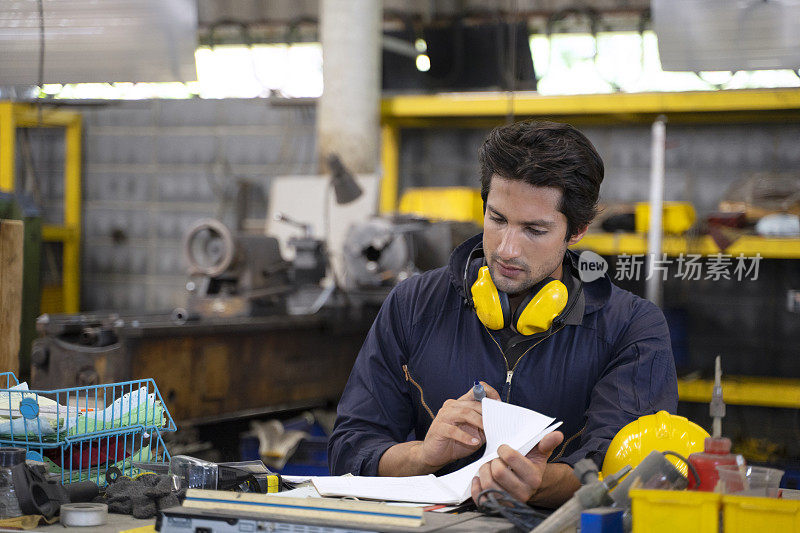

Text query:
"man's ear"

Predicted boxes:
[[566, 225, 589, 246]]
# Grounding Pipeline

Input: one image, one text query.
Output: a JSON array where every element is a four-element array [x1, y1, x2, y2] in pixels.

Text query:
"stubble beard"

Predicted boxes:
[[487, 252, 565, 296]]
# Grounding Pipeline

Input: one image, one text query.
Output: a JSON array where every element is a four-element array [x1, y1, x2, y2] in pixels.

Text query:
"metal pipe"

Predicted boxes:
[[381, 35, 418, 58], [379, 123, 399, 213], [645, 115, 667, 306], [317, 0, 381, 174]]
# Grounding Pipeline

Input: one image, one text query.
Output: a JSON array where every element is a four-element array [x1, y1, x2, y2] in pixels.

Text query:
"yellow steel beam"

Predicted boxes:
[[381, 89, 800, 119], [41, 224, 79, 242], [13, 104, 81, 127], [0, 102, 15, 191], [379, 123, 400, 214], [571, 233, 800, 259], [63, 116, 82, 313], [678, 377, 800, 409]]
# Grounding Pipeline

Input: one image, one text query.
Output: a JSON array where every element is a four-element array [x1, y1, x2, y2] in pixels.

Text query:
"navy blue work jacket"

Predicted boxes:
[[328, 233, 678, 476]]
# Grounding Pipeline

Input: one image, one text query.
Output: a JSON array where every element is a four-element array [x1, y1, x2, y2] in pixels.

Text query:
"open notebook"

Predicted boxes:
[[312, 399, 562, 504]]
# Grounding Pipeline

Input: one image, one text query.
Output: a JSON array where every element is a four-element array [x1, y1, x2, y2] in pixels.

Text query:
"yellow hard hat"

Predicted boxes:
[[601, 410, 709, 479]]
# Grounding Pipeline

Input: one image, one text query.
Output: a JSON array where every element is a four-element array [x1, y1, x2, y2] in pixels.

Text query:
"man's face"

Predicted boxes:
[[482, 176, 586, 296]]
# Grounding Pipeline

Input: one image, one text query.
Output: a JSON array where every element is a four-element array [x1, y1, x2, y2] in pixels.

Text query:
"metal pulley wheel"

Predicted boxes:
[[183, 218, 237, 277]]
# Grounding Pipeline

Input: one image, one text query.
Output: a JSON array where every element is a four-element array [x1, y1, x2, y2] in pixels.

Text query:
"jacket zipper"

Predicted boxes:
[[402, 364, 435, 420], [481, 325, 512, 399], [551, 424, 586, 462], [484, 324, 565, 402]]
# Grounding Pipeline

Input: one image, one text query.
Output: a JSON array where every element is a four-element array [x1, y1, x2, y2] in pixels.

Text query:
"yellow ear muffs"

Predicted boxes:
[[470, 266, 510, 330], [512, 278, 569, 335]]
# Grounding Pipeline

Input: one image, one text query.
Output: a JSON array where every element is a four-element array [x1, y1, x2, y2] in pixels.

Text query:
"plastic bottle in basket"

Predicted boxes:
[[0, 447, 26, 518]]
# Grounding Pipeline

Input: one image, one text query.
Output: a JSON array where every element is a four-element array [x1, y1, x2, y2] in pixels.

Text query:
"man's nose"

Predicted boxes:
[[496, 228, 522, 260]]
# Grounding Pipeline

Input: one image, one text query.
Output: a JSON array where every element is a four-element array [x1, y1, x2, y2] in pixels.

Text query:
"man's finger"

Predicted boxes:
[[445, 397, 483, 415], [470, 476, 482, 505], [440, 424, 483, 448], [480, 382, 501, 401], [498, 445, 532, 473], [477, 462, 495, 493], [439, 404, 484, 431], [457, 382, 501, 402], [498, 445, 544, 496], [525, 431, 564, 460], [489, 458, 529, 501]]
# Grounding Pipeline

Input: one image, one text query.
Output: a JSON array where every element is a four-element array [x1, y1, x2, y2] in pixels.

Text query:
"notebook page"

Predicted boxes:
[[436, 399, 560, 501], [313, 400, 561, 504], [439, 421, 564, 502], [482, 398, 556, 456], [312, 475, 462, 504]]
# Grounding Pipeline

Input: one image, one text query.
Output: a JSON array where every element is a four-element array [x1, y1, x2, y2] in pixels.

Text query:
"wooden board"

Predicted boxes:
[[0, 219, 22, 375]]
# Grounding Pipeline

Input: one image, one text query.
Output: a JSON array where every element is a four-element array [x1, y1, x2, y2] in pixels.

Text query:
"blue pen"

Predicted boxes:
[[472, 380, 486, 401]]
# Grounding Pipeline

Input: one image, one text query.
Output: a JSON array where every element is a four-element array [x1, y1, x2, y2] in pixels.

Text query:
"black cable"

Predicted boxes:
[[476, 488, 549, 531], [662, 450, 702, 487]]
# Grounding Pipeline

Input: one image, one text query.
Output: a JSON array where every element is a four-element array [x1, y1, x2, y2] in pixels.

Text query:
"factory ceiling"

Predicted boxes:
[[197, 0, 651, 45]]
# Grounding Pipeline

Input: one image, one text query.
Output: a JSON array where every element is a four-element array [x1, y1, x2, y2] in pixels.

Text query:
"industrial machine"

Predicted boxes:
[[180, 217, 292, 319], [31, 214, 478, 424]]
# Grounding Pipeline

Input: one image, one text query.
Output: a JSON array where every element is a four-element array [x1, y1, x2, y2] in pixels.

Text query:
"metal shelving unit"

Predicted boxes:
[[0, 102, 81, 313], [379, 88, 800, 215], [573, 233, 800, 259], [379, 88, 800, 408]]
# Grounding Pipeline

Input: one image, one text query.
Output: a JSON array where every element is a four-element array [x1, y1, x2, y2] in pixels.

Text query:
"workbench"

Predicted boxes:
[[30, 510, 517, 532], [31, 309, 378, 424]]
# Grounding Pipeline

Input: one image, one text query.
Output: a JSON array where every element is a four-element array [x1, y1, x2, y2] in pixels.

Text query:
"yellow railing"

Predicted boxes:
[[380, 88, 800, 119], [678, 377, 800, 409], [572, 233, 800, 259]]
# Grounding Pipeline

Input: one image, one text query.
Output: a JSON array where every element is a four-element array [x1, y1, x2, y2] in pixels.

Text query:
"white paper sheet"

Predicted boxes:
[[312, 399, 561, 504]]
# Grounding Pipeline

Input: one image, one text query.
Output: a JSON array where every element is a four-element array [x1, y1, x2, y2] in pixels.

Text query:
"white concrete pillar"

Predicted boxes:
[[317, 0, 381, 174]]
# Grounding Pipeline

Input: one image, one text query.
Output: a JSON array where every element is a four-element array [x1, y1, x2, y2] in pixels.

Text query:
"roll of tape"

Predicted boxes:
[[60, 503, 108, 527]]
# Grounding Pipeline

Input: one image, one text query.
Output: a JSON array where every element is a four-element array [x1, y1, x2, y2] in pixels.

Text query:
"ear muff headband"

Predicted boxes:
[[462, 244, 486, 308]]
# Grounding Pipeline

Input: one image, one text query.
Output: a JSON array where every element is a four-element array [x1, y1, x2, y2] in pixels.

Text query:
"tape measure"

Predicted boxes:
[[265, 473, 280, 493], [60, 503, 108, 527]]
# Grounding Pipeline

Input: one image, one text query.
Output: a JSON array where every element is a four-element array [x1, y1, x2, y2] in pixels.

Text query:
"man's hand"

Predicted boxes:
[[470, 431, 564, 505], [417, 382, 501, 471]]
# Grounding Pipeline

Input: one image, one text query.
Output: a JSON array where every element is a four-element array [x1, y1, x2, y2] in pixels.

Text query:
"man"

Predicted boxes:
[[328, 120, 678, 507]]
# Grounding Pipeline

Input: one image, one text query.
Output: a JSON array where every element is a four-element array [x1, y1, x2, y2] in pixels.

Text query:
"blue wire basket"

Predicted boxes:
[[0, 372, 176, 486]]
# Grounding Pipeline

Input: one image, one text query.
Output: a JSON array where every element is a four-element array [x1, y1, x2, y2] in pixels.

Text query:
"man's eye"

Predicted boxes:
[[526, 228, 545, 236], [490, 216, 505, 224]]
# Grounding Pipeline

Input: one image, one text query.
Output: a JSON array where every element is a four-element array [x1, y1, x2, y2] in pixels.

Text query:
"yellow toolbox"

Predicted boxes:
[[398, 187, 483, 225], [722, 494, 800, 532], [630, 489, 720, 533], [634, 201, 696, 235]]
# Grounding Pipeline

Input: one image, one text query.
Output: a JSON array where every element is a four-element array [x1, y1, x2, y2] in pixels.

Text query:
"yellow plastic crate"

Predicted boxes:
[[634, 201, 696, 235], [630, 489, 720, 533], [398, 187, 483, 226], [722, 494, 800, 532]]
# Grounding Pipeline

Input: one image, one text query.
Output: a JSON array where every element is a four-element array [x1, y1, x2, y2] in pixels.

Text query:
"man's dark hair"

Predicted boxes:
[[478, 120, 604, 240]]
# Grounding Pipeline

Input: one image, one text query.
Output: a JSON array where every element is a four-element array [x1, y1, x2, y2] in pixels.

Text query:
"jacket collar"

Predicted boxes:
[[448, 233, 611, 316]]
